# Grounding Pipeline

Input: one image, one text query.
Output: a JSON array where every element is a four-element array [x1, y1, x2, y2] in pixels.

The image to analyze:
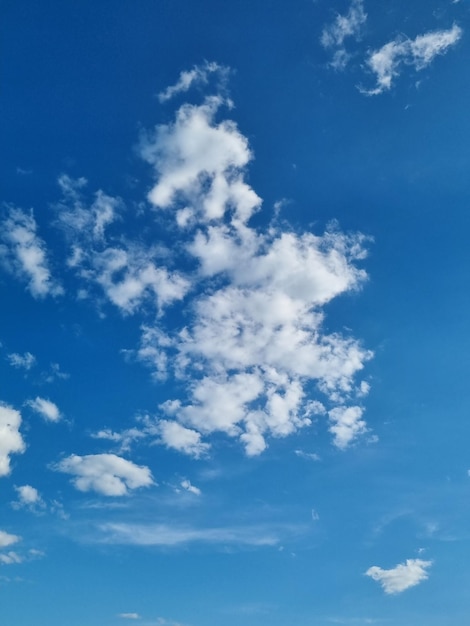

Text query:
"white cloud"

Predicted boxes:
[[140, 96, 261, 224], [118, 614, 141, 620], [99, 522, 291, 547], [365, 558, 432, 594], [55, 178, 189, 315], [157, 420, 210, 458], [132, 75, 373, 455], [361, 24, 462, 95], [181, 479, 201, 496], [12, 485, 44, 511], [0, 404, 25, 477], [0, 207, 63, 298], [7, 351, 36, 370], [321, 0, 367, 69], [0, 531, 20, 548], [328, 405, 367, 449], [53, 454, 154, 496], [0, 552, 23, 565], [27, 397, 61, 422], [158, 61, 229, 102]]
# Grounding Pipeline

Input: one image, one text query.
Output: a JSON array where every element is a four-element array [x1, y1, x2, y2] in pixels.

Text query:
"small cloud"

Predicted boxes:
[[181, 479, 202, 496], [26, 397, 62, 422], [0, 403, 25, 477], [365, 558, 432, 594], [12, 485, 45, 512], [7, 352, 36, 371], [0, 207, 63, 298], [0, 530, 20, 548], [52, 453, 154, 496], [294, 450, 321, 462], [118, 614, 140, 620], [321, 0, 367, 69], [360, 24, 462, 95], [158, 61, 229, 102]]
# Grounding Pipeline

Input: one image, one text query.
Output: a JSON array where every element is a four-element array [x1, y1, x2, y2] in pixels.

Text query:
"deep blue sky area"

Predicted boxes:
[[1, 1, 470, 625]]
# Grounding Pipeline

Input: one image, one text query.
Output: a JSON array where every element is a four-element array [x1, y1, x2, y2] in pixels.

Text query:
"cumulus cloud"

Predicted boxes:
[[26, 397, 61, 422], [53, 454, 154, 496], [361, 24, 462, 95], [321, 0, 367, 69], [131, 68, 373, 455], [7, 352, 36, 370], [0, 404, 25, 477], [51, 64, 372, 456], [365, 558, 432, 594], [54, 177, 189, 315], [12, 485, 45, 512], [0, 207, 63, 298]]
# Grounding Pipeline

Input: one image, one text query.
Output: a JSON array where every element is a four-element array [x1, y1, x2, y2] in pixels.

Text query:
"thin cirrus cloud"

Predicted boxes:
[[365, 558, 432, 594], [361, 24, 463, 95], [53, 454, 154, 496], [98, 521, 299, 547], [0, 207, 63, 298]]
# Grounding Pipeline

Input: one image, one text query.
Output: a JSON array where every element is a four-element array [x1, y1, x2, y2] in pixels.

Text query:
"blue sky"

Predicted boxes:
[[1, 1, 470, 624]]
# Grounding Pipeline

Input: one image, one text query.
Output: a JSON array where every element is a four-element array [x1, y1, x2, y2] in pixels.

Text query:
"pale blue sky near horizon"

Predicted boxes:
[[2, 1, 470, 625]]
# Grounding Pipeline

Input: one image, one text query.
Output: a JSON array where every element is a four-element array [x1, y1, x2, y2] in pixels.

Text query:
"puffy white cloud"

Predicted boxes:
[[12, 485, 45, 511], [27, 397, 61, 422], [321, 0, 367, 69], [0, 530, 20, 548], [54, 454, 154, 496], [131, 75, 373, 455], [362, 24, 462, 95], [157, 420, 210, 458], [0, 404, 25, 477], [365, 559, 432, 594], [0, 207, 63, 298], [141, 97, 261, 224], [7, 351, 36, 370], [328, 405, 367, 449]]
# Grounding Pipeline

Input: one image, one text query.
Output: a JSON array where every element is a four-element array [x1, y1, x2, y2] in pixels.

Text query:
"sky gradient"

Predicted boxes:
[[2, 1, 470, 625]]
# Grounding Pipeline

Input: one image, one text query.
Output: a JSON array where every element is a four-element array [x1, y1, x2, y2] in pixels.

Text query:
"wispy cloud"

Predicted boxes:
[[158, 61, 229, 102], [365, 558, 432, 594], [361, 24, 462, 95], [11, 485, 46, 512], [26, 397, 62, 422], [321, 0, 367, 69], [7, 352, 36, 371], [98, 521, 303, 547], [0, 208, 63, 298]]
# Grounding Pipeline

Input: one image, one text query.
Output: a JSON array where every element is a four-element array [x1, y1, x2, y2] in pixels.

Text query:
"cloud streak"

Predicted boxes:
[[361, 24, 462, 95]]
